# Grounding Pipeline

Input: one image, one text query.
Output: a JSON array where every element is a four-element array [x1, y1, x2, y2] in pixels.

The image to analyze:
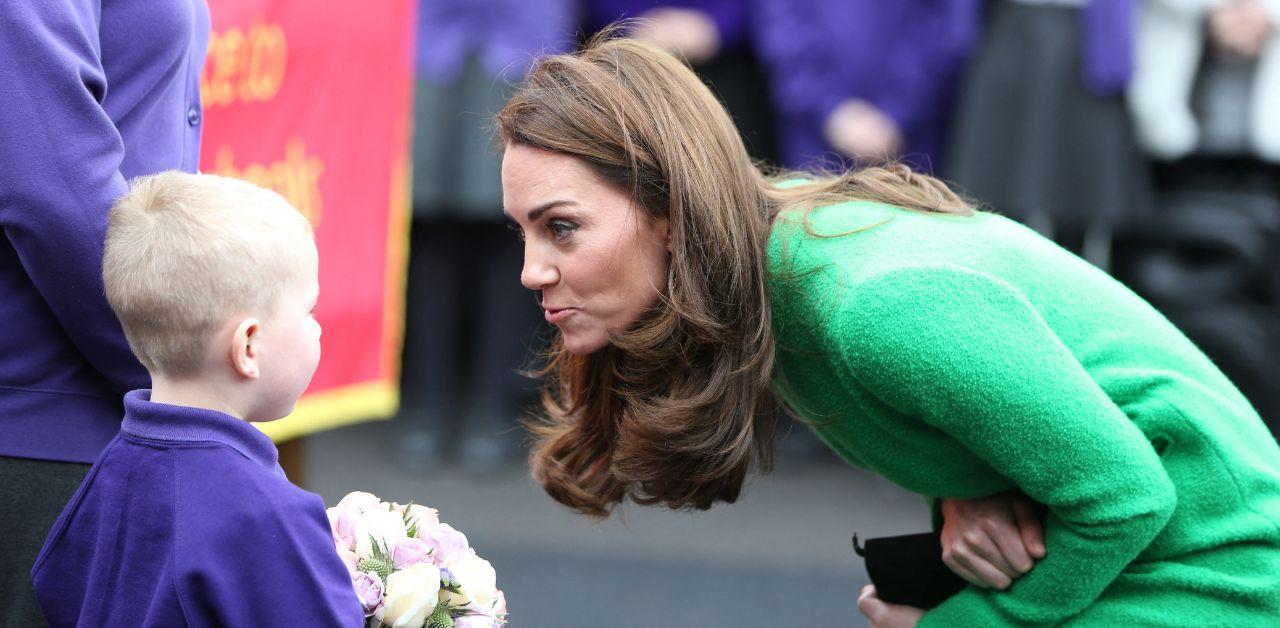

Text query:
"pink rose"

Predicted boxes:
[[454, 616, 500, 628], [392, 537, 431, 569], [352, 570, 384, 616], [329, 492, 386, 551], [493, 590, 507, 616], [452, 588, 506, 628], [335, 539, 360, 575], [334, 508, 361, 551], [405, 504, 440, 531], [420, 523, 469, 566]]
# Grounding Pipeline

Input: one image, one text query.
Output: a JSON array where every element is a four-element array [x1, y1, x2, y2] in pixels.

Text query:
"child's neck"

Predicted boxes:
[[150, 376, 247, 421]]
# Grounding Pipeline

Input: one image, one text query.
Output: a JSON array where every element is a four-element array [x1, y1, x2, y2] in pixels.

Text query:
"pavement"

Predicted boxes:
[[304, 419, 930, 627]]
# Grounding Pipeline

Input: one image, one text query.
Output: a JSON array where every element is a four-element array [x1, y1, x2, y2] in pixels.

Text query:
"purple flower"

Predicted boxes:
[[392, 537, 431, 569], [420, 522, 469, 566], [352, 570, 384, 616]]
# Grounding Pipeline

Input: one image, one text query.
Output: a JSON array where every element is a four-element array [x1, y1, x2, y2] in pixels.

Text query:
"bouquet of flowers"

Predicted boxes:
[[327, 491, 507, 628]]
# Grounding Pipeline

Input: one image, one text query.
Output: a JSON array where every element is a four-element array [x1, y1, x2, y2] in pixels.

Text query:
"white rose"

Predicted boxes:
[[449, 553, 498, 610], [354, 508, 409, 560], [378, 562, 441, 628], [336, 491, 383, 513]]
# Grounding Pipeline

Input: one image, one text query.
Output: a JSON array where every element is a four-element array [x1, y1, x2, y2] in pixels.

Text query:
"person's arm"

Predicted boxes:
[[0, 1, 148, 394], [838, 265, 1176, 625], [178, 481, 364, 626]]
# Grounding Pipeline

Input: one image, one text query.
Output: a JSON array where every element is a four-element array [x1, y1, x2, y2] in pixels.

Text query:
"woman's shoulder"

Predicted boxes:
[[767, 199, 1003, 281]]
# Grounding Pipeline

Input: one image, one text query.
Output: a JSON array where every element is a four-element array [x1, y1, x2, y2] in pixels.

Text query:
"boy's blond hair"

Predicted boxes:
[[103, 171, 314, 376]]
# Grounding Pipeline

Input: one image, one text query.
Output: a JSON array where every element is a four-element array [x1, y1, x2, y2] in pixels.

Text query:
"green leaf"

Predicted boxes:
[[440, 577, 462, 594]]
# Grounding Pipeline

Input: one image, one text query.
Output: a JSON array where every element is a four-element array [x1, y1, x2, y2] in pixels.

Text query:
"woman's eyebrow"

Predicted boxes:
[[527, 199, 578, 222]]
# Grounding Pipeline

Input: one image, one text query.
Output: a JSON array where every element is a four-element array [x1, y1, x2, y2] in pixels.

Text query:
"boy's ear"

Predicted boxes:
[[230, 318, 262, 380]]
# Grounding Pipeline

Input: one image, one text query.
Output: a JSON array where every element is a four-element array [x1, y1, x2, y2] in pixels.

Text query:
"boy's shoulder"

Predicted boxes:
[[163, 435, 323, 525], [162, 436, 339, 584]]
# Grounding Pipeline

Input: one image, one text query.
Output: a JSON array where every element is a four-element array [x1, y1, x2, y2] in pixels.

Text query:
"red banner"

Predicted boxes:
[[200, 1, 415, 440]]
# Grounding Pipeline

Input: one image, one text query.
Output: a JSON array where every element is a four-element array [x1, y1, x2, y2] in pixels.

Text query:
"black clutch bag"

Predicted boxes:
[[853, 531, 968, 609]]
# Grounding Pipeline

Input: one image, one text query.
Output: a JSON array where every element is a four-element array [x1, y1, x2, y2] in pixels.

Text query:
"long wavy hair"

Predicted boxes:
[[497, 33, 971, 517]]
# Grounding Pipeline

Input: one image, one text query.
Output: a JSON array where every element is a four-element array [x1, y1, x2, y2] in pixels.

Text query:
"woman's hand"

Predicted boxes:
[[939, 492, 1045, 589], [857, 585, 923, 628]]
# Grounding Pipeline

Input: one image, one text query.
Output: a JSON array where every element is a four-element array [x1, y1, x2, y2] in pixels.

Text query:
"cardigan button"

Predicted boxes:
[[187, 107, 201, 126]]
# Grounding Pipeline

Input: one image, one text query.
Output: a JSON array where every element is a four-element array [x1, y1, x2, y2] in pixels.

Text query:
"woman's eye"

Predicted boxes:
[[548, 219, 577, 240], [506, 221, 525, 241]]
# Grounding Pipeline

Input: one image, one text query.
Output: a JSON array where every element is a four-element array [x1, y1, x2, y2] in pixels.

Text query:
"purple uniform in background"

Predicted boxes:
[[418, 0, 578, 84], [0, 0, 209, 463], [31, 391, 363, 627], [584, 0, 750, 51], [752, 0, 982, 173]]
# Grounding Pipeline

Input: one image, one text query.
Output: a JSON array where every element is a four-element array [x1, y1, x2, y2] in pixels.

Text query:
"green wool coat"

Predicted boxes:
[[766, 200, 1280, 626]]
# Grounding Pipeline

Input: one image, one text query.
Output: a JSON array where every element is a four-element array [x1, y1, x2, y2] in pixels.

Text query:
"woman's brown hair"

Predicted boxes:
[[497, 32, 971, 517]]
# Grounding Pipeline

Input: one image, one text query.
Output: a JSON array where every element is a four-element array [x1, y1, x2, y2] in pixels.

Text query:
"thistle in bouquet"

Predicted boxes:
[[328, 492, 508, 628]]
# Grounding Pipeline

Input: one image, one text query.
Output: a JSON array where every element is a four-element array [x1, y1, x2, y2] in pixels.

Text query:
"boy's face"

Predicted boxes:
[[251, 242, 322, 421]]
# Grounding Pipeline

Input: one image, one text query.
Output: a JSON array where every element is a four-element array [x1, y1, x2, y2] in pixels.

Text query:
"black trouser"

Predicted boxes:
[[0, 455, 90, 628]]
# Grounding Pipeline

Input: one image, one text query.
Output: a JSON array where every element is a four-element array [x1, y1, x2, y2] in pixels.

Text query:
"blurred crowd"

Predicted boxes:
[[397, 0, 1280, 473]]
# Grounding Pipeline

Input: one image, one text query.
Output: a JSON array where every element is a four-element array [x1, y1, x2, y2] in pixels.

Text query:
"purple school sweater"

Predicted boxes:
[[0, 0, 209, 463], [752, 0, 982, 173], [31, 391, 363, 627]]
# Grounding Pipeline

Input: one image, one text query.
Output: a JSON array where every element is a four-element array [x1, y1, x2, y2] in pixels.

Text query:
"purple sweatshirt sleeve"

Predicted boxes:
[[751, 0, 846, 126], [0, 1, 149, 394], [873, 0, 983, 132], [178, 464, 364, 626]]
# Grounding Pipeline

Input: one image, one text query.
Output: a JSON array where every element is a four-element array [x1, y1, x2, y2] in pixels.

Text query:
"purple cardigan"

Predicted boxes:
[[753, 0, 982, 172], [0, 0, 208, 463], [31, 391, 363, 627], [584, 0, 750, 52], [418, 0, 577, 83]]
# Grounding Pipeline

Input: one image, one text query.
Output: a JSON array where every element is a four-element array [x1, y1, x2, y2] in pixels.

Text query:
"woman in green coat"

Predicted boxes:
[[498, 35, 1280, 626]]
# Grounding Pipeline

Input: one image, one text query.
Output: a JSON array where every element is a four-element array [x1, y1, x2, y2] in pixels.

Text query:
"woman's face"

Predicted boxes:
[[502, 143, 670, 355]]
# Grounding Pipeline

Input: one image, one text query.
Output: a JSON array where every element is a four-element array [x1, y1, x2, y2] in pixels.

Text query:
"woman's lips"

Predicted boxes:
[[544, 307, 575, 324]]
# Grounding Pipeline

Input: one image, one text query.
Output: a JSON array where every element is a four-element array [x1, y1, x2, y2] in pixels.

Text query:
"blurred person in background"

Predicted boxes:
[[1117, 0, 1280, 432], [946, 0, 1152, 269], [0, 0, 209, 623], [752, 0, 980, 174], [582, 1, 779, 164], [398, 0, 576, 473]]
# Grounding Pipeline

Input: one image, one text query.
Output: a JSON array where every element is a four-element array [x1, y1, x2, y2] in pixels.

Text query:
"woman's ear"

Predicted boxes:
[[230, 318, 262, 380], [655, 215, 672, 252]]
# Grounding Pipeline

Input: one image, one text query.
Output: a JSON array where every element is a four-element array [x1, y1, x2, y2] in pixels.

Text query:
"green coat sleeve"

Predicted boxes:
[[837, 265, 1176, 626]]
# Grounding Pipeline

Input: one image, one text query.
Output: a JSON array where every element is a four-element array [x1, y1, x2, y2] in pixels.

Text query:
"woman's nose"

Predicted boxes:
[[521, 248, 559, 291]]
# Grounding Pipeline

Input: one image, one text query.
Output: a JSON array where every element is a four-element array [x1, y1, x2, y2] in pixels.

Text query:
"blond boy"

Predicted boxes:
[[30, 172, 362, 626]]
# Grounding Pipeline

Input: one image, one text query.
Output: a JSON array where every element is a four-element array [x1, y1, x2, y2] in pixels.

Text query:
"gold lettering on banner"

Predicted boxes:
[[201, 19, 288, 109], [211, 138, 325, 224]]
